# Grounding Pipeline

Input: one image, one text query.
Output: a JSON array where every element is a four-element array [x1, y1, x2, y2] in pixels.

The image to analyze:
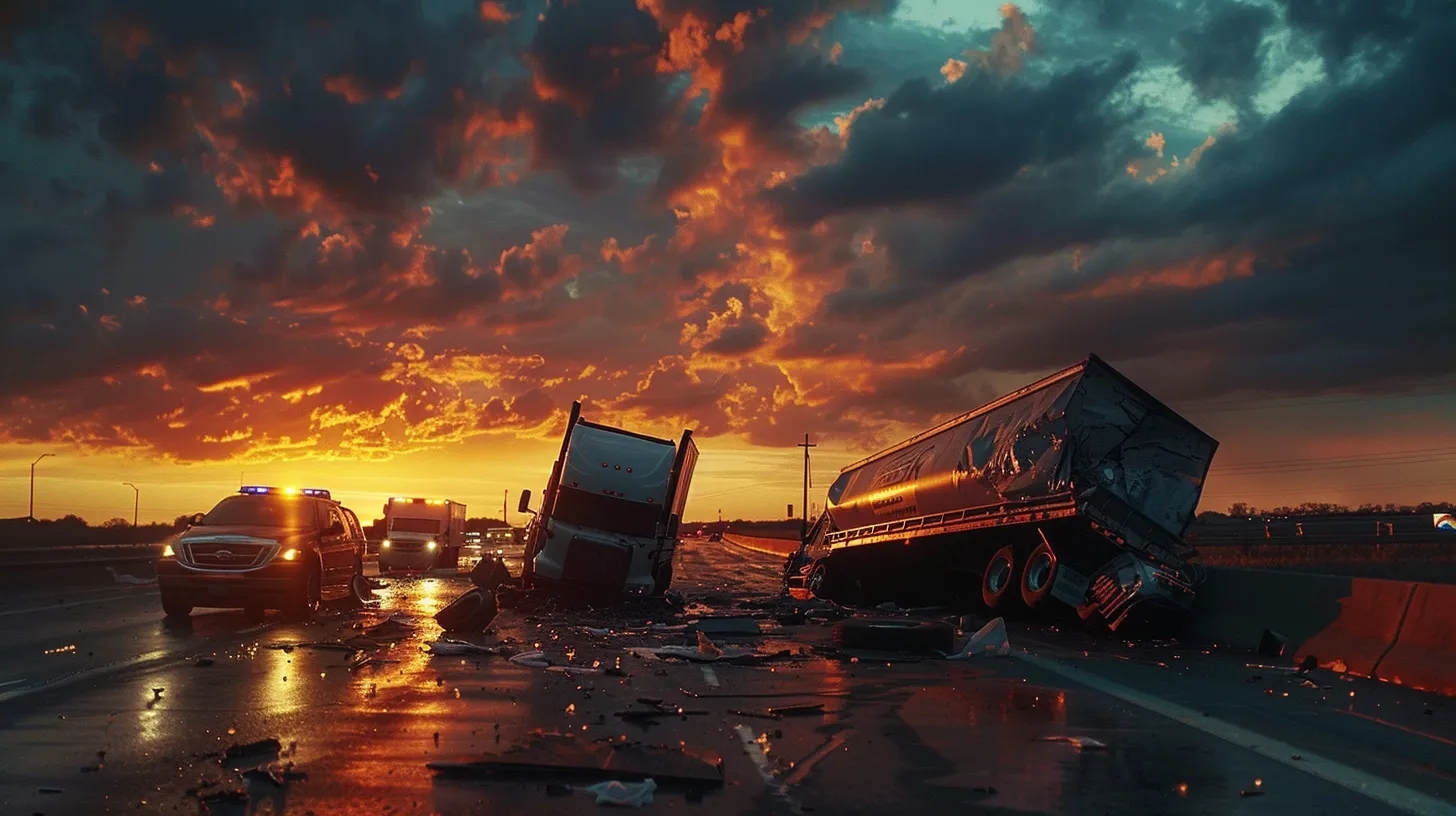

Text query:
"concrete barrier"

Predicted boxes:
[[1188, 567, 1415, 677], [1374, 582, 1456, 696]]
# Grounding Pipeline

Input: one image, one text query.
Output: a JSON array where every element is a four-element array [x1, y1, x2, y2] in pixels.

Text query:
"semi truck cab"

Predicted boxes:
[[517, 402, 697, 597]]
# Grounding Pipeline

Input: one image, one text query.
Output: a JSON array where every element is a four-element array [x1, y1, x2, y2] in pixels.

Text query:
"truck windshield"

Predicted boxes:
[[200, 496, 317, 529], [553, 487, 660, 537], [390, 517, 441, 534]]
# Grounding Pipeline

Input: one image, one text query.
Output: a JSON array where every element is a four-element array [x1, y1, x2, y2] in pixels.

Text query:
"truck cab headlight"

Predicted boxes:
[[426, 540, 438, 551], [162, 543, 176, 558], [381, 539, 391, 548]]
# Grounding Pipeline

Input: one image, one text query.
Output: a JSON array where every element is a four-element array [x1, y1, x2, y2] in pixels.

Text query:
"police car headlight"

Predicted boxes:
[[381, 539, 391, 548], [281, 548, 299, 561], [162, 543, 176, 558]]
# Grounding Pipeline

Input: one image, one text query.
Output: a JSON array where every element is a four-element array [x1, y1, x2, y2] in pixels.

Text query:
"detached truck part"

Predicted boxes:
[[516, 401, 698, 597], [790, 354, 1217, 633], [380, 497, 467, 572]]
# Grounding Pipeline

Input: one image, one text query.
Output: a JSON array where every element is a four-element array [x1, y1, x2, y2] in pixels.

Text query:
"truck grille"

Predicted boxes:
[[391, 541, 426, 553], [561, 536, 632, 589], [184, 540, 275, 570]]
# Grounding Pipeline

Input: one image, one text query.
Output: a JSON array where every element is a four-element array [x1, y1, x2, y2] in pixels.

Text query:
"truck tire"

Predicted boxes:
[[832, 618, 956, 654], [981, 544, 1023, 610], [651, 558, 674, 596], [1020, 538, 1059, 608], [283, 563, 321, 622], [161, 594, 193, 619], [435, 589, 499, 632]]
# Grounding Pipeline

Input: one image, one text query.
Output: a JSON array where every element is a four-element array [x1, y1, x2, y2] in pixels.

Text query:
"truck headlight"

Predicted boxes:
[[382, 539, 391, 548], [281, 548, 299, 561], [162, 543, 176, 558], [426, 540, 438, 551]]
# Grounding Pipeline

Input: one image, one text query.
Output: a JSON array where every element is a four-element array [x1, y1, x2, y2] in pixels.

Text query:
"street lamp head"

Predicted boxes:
[[33, 452, 55, 465]]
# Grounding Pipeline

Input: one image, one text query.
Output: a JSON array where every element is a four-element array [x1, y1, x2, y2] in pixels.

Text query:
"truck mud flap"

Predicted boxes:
[[1051, 566, 1091, 607]]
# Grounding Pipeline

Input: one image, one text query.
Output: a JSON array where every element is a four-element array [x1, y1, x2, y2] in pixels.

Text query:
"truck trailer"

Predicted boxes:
[[380, 497, 467, 572], [516, 402, 698, 597], [788, 354, 1218, 632]]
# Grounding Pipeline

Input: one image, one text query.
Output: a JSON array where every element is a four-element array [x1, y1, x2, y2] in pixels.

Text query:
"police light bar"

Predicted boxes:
[[239, 485, 331, 499]]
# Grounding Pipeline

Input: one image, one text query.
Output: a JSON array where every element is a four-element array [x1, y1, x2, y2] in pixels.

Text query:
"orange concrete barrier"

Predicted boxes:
[[1373, 583, 1456, 696], [1188, 568, 1414, 677]]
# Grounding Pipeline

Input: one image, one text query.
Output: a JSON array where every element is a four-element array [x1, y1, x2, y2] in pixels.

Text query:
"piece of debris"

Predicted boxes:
[[1257, 629, 1287, 658], [767, 703, 824, 717], [693, 617, 761, 637], [1038, 736, 1107, 751], [728, 708, 782, 721], [435, 589, 499, 633], [222, 738, 283, 768], [425, 639, 507, 657], [152, 687, 164, 699], [546, 782, 574, 796], [106, 566, 156, 585], [946, 617, 1011, 659], [427, 732, 724, 788], [39, 786, 64, 794], [832, 618, 957, 654], [584, 778, 657, 807], [350, 574, 375, 604], [1240, 789, 1266, 797], [195, 658, 215, 667]]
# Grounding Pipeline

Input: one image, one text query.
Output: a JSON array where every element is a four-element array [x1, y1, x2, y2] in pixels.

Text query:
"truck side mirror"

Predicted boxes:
[[517, 490, 532, 514], [666, 513, 680, 540]]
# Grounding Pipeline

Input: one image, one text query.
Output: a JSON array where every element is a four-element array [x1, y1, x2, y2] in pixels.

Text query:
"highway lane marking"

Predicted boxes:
[[1016, 651, 1456, 816], [701, 666, 720, 687], [0, 650, 173, 704], [0, 591, 161, 618]]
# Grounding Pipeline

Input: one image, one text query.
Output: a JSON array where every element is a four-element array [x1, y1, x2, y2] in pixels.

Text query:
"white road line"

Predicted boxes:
[[1016, 651, 1456, 816], [701, 666, 720, 687], [0, 591, 160, 618], [0, 650, 173, 704]]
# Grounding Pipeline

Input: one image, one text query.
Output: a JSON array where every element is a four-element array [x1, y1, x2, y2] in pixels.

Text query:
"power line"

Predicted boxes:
[[1181, 386, 1456, 416]]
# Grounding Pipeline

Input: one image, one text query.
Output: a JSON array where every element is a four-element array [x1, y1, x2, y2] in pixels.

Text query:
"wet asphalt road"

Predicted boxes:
[[1, 539, 1454, 815]]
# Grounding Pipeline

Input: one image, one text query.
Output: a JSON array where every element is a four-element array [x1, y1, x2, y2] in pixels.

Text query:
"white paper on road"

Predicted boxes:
[[582, 778, 656, 807]]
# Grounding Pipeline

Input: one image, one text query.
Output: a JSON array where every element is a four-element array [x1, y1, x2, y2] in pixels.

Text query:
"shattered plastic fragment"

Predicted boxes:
[[583, 778, 657, 807], [1038, 735, 1107, 750], [946, 617, 1011, 658]]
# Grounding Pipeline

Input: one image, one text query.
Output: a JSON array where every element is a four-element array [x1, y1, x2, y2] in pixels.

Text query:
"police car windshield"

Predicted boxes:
[[200, 495, 317, 528]]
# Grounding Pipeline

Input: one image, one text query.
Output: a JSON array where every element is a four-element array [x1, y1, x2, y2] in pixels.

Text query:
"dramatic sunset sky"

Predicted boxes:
[[2, 0, 1453, 524]]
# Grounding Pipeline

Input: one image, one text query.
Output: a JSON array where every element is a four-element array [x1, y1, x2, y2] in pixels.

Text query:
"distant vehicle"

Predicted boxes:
[[789, 354, 1218, 633], [380, 497, 467, 572], [707, 531, 723, 542], [156, 486, 366, 621], [516, 401, 698, 597]]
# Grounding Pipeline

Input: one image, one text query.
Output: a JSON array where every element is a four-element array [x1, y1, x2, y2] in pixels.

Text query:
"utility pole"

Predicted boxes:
[[123, 482, 139, 526], [29, 453, 54, 521], [798, 433, 816, 540], [503, 490, 508, 525]]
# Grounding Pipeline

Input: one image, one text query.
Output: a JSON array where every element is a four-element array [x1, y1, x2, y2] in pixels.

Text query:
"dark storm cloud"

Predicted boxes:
[[714, 53, 869, 152], [766, 52, 1140, 225], [0, 73, 16, 118], [1175, 2, 1274, 105], [1275, 0, 1433, 70], [523, 0, 675, 191], [701, 318, 771, 355], [778, 10, 1456, 402]]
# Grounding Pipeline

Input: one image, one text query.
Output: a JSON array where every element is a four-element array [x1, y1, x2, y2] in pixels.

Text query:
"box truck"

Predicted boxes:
[[380, 497, 467, 572]]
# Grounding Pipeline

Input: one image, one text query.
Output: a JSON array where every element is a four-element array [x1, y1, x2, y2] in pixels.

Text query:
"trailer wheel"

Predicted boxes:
[[981, 544, 1023, 610], [806, 560, 833, 599], [1020, 539, 1058, 608]]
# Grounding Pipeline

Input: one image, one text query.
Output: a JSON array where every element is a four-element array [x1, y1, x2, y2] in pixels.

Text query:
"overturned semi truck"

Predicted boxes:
[[788, 354, 1218, 632]]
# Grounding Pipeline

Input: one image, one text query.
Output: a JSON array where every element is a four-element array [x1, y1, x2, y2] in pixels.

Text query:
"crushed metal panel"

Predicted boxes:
[[1066, 360, 1217, 539]]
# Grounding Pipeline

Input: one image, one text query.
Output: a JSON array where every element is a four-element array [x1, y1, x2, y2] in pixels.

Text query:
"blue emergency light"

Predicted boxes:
[[238, 486, 332, 500]]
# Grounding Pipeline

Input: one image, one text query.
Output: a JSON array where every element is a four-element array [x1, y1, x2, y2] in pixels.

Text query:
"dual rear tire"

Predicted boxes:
[[980, 535, 1059, 611]]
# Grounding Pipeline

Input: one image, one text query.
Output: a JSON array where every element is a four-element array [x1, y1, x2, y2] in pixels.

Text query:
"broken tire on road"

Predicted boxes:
[[832, 618, 956, 654], [435, 589, 499, 633]]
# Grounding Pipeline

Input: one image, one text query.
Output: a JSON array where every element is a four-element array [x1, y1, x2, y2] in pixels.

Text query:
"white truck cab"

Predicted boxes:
[[380, 497, 466, 572], [517, 402, 697, 597]]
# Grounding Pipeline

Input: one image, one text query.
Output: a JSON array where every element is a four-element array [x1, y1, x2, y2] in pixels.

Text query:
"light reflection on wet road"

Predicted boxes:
[[0, 539, 1452, 815]]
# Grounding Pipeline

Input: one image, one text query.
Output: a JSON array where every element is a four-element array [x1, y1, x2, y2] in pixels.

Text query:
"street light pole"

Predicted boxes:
[[123, 482, 139, 526], [29, 453, 54, 521], [797, 434, 816, 541]]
